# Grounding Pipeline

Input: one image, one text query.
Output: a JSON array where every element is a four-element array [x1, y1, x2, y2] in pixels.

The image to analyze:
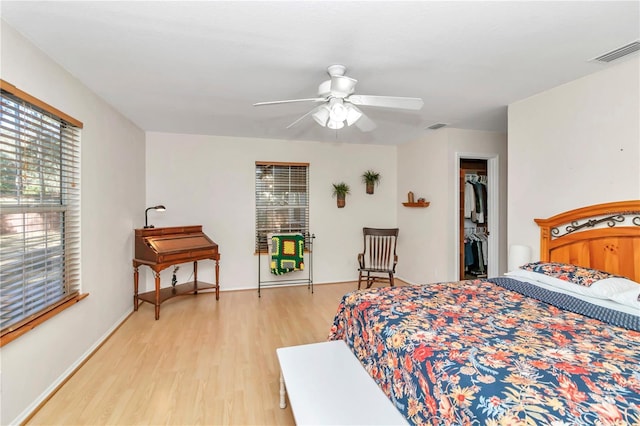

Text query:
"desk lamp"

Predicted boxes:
[[144, 205, 166, 228]]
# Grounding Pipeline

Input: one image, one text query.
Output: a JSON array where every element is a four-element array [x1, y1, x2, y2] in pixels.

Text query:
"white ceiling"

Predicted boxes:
[[1, 1, 639, 145]]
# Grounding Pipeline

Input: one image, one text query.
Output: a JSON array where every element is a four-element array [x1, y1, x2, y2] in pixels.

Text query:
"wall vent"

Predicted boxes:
[[426, 123, 447, 130], [591, 41, 640, 63]]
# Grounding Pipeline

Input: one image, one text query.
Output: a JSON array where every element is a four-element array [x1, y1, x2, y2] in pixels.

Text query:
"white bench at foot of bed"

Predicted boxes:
[[276, 340, 407, 425]]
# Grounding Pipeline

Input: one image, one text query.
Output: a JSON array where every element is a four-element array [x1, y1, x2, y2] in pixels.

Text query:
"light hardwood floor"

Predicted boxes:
[[27, 282, 360, 425]]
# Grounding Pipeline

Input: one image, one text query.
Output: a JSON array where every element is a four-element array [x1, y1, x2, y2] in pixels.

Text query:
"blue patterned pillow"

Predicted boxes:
[[520, 261, 620, 287]]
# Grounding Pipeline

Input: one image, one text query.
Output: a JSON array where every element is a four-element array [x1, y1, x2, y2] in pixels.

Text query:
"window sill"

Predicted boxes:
[[0, 293, 89, 347]]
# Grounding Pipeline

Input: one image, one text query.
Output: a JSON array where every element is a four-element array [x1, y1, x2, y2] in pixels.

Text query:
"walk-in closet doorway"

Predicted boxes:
[[454, 153, 500, 280]]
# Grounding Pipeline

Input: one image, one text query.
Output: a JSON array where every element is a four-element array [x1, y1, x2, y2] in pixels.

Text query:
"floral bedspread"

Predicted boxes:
[[328, 279, 640, 425]]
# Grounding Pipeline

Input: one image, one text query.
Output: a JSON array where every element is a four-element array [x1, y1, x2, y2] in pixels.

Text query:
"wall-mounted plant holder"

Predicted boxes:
[[362, 170, 381, 194], [332, 182, 350, 208]]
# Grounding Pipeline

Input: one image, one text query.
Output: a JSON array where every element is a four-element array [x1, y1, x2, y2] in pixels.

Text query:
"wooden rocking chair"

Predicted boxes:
[[357, 227, 399, 289]]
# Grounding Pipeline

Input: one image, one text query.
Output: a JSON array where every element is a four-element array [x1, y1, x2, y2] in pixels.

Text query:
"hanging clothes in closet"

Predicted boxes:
[[464, 227, 488, 278], [464, 174, 487, 224], [461, 169, 488, 279]]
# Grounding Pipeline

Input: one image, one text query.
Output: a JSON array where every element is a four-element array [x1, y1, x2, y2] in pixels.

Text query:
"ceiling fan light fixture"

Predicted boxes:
[[329, 98, 348, 123], [345, 104, 363, 126], [327, 119, 345, 130], [312, 105, 330, 127], [254, 64, 423, 133]]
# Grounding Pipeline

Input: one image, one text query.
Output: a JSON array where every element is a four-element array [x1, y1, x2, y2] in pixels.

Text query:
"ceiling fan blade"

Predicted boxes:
[[353, 109, 377, 132], [348, 95, 424, 110], [253, 97, 325, 106], [286, 105, 323, 129], [330, 76, 357, 97]]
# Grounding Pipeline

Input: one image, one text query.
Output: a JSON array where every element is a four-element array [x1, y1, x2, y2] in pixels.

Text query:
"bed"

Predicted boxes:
[[328, 200, 640, 425]]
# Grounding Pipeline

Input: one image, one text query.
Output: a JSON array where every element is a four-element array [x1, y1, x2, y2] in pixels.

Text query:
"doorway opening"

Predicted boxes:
[[454, 153, 499, 280]]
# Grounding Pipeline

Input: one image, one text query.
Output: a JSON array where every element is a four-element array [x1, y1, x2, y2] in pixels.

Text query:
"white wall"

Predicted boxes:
[[1, 21, 146, 425], [508, 57, 640, 260], [4, 15, 636, 425], [144, 133, 398, 292], [397, 128, 507, 284]]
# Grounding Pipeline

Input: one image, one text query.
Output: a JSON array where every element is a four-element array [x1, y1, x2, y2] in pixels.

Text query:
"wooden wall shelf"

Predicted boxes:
[[402, 202, 430, 208]]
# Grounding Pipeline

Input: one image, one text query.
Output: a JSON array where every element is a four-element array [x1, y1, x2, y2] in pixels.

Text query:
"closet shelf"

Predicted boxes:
[[402, 202, 430, 208]]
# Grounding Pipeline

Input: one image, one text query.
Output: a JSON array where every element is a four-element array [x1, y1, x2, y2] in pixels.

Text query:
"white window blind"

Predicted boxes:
[[0, 86, 81, 335], [255, 162, 309, 252]]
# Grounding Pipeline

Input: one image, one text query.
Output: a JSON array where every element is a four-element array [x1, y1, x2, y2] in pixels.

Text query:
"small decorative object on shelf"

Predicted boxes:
[[403, 194, 430, 207], [332, 182, 350, 208], [361, 170, 381, 194]]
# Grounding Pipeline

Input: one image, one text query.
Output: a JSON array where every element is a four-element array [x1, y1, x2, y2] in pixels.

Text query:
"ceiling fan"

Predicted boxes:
[[253, 65, 424, 132]]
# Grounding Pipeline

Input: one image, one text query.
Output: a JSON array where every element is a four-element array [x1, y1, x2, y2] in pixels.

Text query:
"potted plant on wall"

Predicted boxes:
[[362, 170, 381, 194], [332, 182, 350, 208]]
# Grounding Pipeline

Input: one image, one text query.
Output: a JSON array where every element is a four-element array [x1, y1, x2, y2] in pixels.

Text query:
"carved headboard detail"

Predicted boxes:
[[534, 200, 640, 283]]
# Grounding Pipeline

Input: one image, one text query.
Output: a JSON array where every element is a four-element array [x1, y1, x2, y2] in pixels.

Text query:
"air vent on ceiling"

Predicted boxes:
[[591, 41, 640, 63], [426, 123, 447, 130]]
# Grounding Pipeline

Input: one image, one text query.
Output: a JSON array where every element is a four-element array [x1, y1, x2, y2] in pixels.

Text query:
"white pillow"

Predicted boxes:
[[505, 269, 640, 300], [593, 278, 640, 299], [608, 287, 640, 310]]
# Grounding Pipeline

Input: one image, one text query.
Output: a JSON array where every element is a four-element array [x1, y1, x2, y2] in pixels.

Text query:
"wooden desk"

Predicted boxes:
[[132, 225, 220, 319]]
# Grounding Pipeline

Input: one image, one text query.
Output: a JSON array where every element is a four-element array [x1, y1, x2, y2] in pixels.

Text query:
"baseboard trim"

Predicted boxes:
[[14, 309, 133, 426], [395, 276, 422, 286]]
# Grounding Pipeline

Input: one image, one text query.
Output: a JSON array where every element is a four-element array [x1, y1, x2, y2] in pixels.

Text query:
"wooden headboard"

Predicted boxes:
[[534, 200, 640, 283]]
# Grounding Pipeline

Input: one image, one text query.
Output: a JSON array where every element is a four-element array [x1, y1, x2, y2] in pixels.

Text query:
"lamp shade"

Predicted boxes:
[[345, 103, 363, 126], [329, 98, 348, 122], [327, 119, 345, 130], [312, 106, 330, 127], [508, 244, 532, 271], [313, 99, 364, 130]]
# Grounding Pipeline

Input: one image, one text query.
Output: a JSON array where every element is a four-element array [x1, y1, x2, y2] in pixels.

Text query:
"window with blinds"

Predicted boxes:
[[255, 162, 309, 252], [0, 81, 82, 343]]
